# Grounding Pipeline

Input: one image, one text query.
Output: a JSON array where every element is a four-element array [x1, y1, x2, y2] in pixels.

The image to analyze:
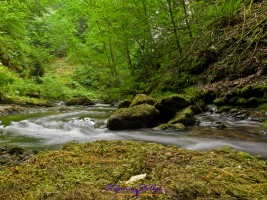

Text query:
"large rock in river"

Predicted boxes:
[[129, 94, 156, 107], [155, 94, 190, 122], [107, 104, 159, 130], [169, 107, 196, 126]]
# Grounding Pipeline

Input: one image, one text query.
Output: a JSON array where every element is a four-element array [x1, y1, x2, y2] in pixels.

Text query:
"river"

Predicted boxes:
[[0, 104, 266, 159]]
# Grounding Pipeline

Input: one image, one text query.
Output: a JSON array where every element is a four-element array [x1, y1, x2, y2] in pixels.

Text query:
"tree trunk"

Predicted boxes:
[[125, 45, 135, 75], [181, 0, 193, 39], [167, 0, 182, 53]]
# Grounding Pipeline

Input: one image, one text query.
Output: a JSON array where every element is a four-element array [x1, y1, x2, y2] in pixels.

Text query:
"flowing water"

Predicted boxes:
[[0, 104, 266, 159]]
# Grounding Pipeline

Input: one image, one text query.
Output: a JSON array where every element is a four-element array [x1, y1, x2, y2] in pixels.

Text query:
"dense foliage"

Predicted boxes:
[[0, 0, 265, 101]]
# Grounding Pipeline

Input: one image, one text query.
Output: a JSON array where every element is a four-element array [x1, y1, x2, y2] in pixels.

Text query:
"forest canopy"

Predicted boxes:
[[1, 0, 264, 101]]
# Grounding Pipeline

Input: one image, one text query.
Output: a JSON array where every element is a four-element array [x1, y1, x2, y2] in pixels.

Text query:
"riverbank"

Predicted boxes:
[[0, 140, 266, 199]]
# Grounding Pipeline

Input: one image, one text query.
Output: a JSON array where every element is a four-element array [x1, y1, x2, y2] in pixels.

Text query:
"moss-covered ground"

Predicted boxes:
[[0, 140, 266, 200]]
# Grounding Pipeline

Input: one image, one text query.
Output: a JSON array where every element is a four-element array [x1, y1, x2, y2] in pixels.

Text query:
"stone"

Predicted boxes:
[[155, 94, 190, 122], [107, 104, 159, 130], [155, 123, 185, 131], [125, 174, 147, 185], [214, 121, 227, 130], [129, 94, 156, 107], [118, 100, 132, 109], [169, 107, 196, 126]]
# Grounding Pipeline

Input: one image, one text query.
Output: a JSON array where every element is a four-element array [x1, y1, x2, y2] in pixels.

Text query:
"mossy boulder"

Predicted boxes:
[[155, 123, 185, 131], [169, 107, 196, 126], [229, 97, 247, 106], [65, 97, 95, 106], [239, 85, 253, 98], [117, 99, 132, 109], [220, 106, 236, 112], [213, 98, 225, 106], [107, 104, 159, 130], [238, 85, 264, 98], [229, 96, 266, 107], [155, 94, 190, 122], [129, 94, 156, 107]]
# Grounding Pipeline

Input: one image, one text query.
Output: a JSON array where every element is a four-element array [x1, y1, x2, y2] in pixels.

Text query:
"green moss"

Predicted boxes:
[[213, 98, 225, 106], [169, 107, 196, 126], [107, 104, 159, 130], [239, 85, 252, 98], [258, 120, 267, 136], [0, 140, 266, 199], [238, 85, 266, 99], [0, 96, 53, 107], [182, 86, 201, 100], [129, 94, 156, 107], [155, 94, 190, 122], [220, 106, 236, 112], [258, 103, 267, 111], [155, 123, 185, 131], [229, 97, 246, 106]]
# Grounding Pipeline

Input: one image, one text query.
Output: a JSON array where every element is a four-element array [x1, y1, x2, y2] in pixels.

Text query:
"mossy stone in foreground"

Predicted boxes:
[[129, 94, 156, 107], [0, 140, 266, 200], [107, 104, 159, 130]]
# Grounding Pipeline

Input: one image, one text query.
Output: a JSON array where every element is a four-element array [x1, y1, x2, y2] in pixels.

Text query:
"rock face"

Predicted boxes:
[[129, 94, 156, 107], [169, 107, 196, 126], [155, 95, 190, 122], [65, 97, 95, 106], [107, 104, 159, 130]]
